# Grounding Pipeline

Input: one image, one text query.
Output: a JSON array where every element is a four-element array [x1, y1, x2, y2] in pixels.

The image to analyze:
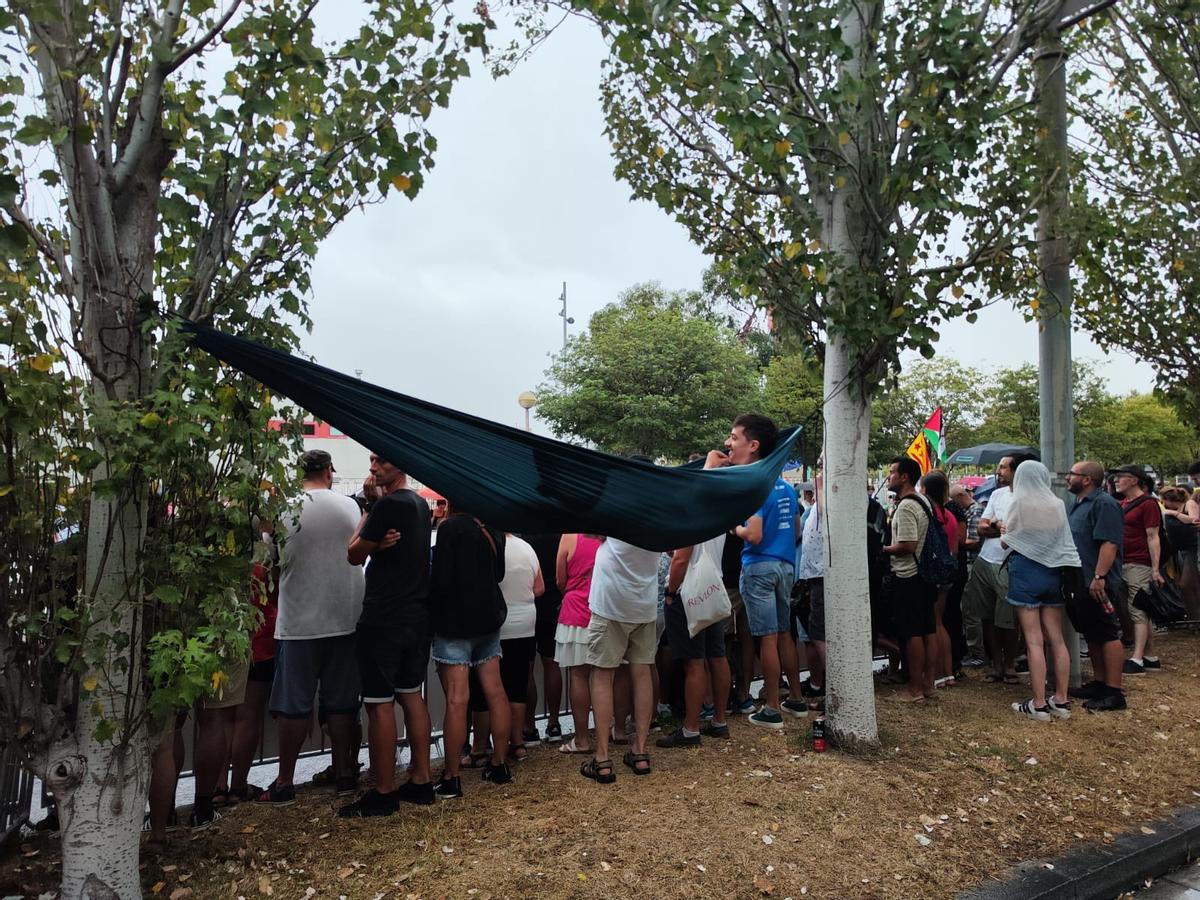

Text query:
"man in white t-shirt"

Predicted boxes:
[[582, 534, 661, 784], [960, 455, 1025, 684], [254, 450, 365, 806]]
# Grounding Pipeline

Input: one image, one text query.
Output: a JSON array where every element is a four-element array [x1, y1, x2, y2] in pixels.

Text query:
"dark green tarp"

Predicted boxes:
[[182, 321, 801, 551]]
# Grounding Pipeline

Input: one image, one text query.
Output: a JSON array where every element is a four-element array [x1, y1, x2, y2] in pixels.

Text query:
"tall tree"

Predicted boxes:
[[566, 0, 1090, 747], [1070, 0, 1200, 420], [975, 360, 1115, 450], [761, 351, 825, 465], [536, 283, 761, 458], [0, 0, 489, 893], [869, 358, 988, 466]]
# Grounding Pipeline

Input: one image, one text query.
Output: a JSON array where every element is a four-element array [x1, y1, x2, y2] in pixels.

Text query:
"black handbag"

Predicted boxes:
[[1133, 577, 1188, 626]]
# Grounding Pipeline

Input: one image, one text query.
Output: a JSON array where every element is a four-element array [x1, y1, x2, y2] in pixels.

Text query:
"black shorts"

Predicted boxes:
[[248, 658, 276, 683], [664, 595, 726, 661], [357, 624, 430, 703], [806, 579, 826, 643], [534, 595, 561, 659], [1066, 588, 1122, 646], [888, 574, 936, 640], [499, 636, 537, 702]]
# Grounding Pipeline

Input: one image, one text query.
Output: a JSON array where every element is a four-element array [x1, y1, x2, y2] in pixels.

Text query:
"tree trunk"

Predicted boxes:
[[820, 335, 880, 751], [816, 0, 882, 751], [55, 360, 151, 899]]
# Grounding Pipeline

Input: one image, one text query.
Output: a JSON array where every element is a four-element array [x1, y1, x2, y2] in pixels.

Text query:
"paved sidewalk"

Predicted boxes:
[[1137, 859, 1200, 899]]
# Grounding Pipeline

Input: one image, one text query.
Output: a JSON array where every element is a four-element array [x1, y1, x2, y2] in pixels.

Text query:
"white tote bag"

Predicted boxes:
[[680, 534, 732, 637]]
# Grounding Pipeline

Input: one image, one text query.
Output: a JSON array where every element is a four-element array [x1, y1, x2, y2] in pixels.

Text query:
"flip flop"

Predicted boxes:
[[557, 737, 591, 754], [460, 751, 490, 769], [894, 693, 925, 703]]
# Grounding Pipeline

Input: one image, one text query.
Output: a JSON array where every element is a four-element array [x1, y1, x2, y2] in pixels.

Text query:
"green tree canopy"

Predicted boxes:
[[536, 283, 762, 458], [869, 358, 989, 466], [1070, 0, 1200, 420]]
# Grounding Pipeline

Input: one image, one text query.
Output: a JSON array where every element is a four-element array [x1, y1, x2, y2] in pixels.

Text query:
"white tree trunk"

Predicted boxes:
[[820, 335, 880, 750], [54, 365, 151, 899], [48, 699, 147, 899]]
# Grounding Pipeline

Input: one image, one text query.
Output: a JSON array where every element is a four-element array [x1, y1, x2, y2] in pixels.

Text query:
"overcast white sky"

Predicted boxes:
[[300, 14, 1157, 435]]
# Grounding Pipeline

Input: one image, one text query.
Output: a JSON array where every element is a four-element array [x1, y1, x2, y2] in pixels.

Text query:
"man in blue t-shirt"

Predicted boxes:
[[706, 414, 807, 729]]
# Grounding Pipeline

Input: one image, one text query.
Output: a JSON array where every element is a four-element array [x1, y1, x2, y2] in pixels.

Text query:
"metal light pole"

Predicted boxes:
[[557, 282, 574, 349], [1035, 25, 1080, 687], [518, 391, 538, 431]]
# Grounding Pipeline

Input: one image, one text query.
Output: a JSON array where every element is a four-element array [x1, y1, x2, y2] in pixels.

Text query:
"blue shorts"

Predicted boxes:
[[1006, 554, 1064, 609], [432, 631, 502, 667], [740, 560, 795, 637]]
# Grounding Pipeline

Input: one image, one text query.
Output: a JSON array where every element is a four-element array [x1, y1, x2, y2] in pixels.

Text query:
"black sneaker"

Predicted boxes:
[[543, 723, 563, 744], [395, 780, 435, 806], [482, 762, 513, 785], [1068, 680, 1106, 700], [781, 698, 809, 718], [434, 776, 463, 800], [801, 681, 825, 698], [700, 721, 730, 739], [522, 726, 541, 744], [1143, 657, 1162, 670], [1122, 658, 1146, 675], [252, 781, 296, 807], [1084, 691, 1128, 713], [656, 727, 701, 748], [189, 805, 221, 832], [337, 788, 398, 818], [335, 775, 359, 796]]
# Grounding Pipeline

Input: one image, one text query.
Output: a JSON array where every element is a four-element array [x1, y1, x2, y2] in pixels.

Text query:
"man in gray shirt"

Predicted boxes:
[[254, 450, 365, 805]]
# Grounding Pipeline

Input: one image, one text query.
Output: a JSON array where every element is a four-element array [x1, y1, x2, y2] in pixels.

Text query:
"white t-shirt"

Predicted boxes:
[[797, 506, 824, 580], [499, 536, 540, 640], [588, 538, 660, 624], [275, 489, 365, 639], [978, 487, 1014, 566]]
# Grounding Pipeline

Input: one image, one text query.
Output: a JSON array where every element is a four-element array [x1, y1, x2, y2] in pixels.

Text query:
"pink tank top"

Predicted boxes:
[[558, 535, 602, 628]]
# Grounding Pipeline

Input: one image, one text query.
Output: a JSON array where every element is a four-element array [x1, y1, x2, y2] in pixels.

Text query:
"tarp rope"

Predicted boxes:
[[181, 321, 802, 551]]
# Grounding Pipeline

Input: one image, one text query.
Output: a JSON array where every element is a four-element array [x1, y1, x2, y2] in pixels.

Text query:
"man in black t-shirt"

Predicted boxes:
[[338, 454, 434, 817]]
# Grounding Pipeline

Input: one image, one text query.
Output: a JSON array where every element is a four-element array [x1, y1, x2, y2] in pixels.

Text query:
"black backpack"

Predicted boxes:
[[897, 496, 958, 586]]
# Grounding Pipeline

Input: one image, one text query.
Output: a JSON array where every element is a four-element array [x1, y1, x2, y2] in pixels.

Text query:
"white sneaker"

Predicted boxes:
[[1012, 699, 1051, 721], [1046, 697, 1072, 720]]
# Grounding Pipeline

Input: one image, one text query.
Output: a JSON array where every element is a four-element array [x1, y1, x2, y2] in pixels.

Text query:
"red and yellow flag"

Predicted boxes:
[[904, 407, 946, 475]]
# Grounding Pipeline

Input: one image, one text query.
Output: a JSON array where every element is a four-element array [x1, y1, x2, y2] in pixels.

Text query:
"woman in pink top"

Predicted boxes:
[[920, 471, 960, 687], [554, 533, 602, 754]]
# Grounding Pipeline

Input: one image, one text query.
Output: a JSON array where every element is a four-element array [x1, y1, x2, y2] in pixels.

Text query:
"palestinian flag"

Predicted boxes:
[[905, 407, 947, 475]]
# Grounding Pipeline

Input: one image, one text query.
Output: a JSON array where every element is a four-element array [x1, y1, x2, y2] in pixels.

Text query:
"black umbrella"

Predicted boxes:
[[945, 442, 1039, 467]]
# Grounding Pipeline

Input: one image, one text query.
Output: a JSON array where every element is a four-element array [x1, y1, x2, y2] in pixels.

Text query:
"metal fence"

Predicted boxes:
[[0, 741, 35, 843]]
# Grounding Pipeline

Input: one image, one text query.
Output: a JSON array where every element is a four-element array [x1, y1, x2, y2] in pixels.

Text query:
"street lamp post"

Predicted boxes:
[[557, 282, 574, 349], [518, 391, 538, 431]]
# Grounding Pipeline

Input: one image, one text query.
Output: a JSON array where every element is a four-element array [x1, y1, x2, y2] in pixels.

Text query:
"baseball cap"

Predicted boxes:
[[301, 449, 335, 475], [1108, 464, 1145, 478]]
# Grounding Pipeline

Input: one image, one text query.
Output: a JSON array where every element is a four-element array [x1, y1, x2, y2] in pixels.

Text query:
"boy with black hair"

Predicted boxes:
[[705, 414, 807, 729], [883, 456, 937, 702]]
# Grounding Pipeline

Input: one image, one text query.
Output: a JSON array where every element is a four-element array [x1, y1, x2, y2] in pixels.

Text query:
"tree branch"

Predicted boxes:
[[164, 0, 246, 75]]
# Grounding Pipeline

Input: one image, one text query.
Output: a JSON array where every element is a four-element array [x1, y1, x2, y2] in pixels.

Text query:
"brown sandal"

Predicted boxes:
[[580, 757, 615, 784], [622, 751, 651, 776]]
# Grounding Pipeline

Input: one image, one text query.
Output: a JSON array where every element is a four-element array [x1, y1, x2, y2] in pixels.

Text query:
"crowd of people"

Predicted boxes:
[[142, 416, 1200, 833]]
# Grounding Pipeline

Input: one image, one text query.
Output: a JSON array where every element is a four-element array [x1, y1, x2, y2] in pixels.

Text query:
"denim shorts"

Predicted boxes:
[[1006, 554, 1064, 609], [740, 559, 794, 637], [432, 630, 502, 667]]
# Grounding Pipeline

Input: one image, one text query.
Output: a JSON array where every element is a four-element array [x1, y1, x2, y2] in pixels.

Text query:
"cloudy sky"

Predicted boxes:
[[299, 12, 1157, 437]]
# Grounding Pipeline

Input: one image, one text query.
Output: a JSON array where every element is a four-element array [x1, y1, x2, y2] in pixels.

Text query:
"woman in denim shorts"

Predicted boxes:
[[429, 507, 513, 798], [1001, 461, 1082, 722]]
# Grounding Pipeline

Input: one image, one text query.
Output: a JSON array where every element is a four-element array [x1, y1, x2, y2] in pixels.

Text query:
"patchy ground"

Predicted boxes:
[[5, 632, 1200, 900]]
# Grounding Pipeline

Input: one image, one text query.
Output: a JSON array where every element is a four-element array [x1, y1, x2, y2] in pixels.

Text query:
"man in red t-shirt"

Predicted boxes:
[[1112, 466, 1165, 674]]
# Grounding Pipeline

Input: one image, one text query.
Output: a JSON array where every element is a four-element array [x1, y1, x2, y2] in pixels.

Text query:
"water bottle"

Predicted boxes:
[[811, 716, 827, 753]]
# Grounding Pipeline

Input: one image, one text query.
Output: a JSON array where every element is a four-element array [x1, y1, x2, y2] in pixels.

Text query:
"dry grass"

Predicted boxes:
[[6, 632, 1200, 899]]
